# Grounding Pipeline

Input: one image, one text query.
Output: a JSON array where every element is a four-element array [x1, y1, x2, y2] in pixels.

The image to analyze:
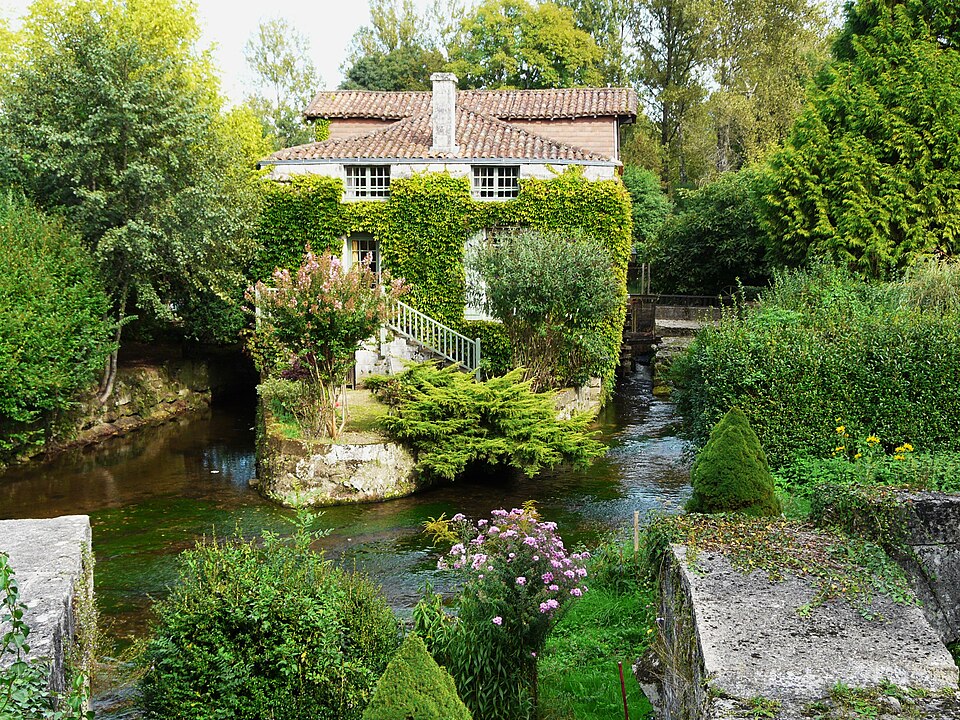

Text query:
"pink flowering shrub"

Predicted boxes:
[[247, 247, 406, 438], [416, 504, 588, 720]]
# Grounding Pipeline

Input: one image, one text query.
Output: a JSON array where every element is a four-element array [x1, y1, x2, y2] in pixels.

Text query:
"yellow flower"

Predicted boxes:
[[894, 454, 905, 461], [834, 445, 845, 453], [854, 453, 862, 459], [835, 425, 845, 435], [835, 417, 842, 423], [866, 435, 880, 444], [902, 442, 914, 452], [894, 444, 913, 455]]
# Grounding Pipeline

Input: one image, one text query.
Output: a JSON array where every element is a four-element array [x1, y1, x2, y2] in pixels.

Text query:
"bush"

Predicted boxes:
[[368, 364, 605, 482], [362, 633, 471, 720], [0, 192, 114, 461], [621, 166, 671, 258], [415, 506, 589, 720], [138, 518, 400, 720], [651, 168, 771, 296], [671, 264, 960, 466], [467, 229, 620, 391], [687, 407, 781, 516]]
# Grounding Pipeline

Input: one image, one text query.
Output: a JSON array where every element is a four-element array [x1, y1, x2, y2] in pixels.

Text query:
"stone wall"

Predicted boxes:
[[54, 359, 212, 454], [553, 378, 602, 421], [256, 413, 420, 508], [354, 332, 434, 384], [0, 515, 94, 698]]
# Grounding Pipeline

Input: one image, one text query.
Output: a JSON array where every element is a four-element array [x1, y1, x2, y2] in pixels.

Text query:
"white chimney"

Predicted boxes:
[[430, 72, 459, 155]]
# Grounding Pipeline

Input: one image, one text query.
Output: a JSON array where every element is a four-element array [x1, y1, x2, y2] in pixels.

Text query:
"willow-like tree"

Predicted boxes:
[[760, 0, 960, 277], [0, 0, 264, 400]]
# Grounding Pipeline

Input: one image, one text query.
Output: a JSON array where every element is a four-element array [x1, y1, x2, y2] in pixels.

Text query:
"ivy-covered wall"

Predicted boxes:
[[255, 167, 632, 387]]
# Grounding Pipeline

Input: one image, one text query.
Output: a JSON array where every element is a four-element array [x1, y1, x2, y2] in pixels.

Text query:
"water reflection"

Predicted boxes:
[[0, 367, 690, 647]]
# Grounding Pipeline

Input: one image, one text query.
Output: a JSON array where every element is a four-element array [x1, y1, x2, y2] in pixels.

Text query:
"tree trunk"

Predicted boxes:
[[98, 285, 128, 405]]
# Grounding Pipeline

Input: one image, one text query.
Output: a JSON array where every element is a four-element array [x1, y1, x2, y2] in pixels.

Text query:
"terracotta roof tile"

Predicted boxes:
[[303, 87, 637, 121], [264, 106, 615, 164]]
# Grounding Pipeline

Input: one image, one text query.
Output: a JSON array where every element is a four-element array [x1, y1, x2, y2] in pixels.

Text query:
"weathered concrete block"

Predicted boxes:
[[899, 492, 960, 644], [658, 544, 958, 720], [0, 515, 93, 696]]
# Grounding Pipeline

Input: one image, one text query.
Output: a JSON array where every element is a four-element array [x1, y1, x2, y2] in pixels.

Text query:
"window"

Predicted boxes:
[[352, 234, 381, 275], [345, 165, 390, 199], [472, 166, 520, 199]]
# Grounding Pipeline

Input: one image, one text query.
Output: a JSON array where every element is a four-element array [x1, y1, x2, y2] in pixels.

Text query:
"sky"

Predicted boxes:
[[0, 0, 436, 105]]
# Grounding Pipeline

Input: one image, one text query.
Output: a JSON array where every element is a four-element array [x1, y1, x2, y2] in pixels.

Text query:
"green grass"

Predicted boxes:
[[538, 544, 656, 720]]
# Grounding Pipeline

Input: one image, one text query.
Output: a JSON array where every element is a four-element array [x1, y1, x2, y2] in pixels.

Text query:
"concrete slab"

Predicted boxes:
[[0, 515, 92, 694], [658, 543, 959, 719]]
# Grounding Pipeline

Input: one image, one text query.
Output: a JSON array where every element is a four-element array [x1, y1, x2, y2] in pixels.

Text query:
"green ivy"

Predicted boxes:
[[256, 168, 632, 389]]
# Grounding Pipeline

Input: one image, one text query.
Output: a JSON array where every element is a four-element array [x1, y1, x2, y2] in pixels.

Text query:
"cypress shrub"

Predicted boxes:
[[687, 407, 782, 516], [362, 633, 472, 720]]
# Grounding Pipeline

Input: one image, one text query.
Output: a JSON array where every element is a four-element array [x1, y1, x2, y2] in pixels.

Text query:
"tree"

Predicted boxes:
[[687, 407, 782, 516], [555, 0, 635, 85], [244, 17, 321, 149], [622, 166, 672, 257], [249, 249, 407, 439], [468, 229, 619, 391], [0, 192, 114, 462], [759, 0, 960, 277], [652, 168, 771, 295], [341, 46, 446, 91], [449, 0, 603, 89], [1, 0, 261, 400]]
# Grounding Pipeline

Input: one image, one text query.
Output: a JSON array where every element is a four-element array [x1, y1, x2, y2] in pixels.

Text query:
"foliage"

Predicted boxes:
[[621, 165, 671, 258], [342, 46, 446, 91], [369, 364, 605, 481], [0, 192, 114, 462], [647, 514, 916, 617], [416, 506, 589, 720], [468, 229, 620, 391], [687, 407, 782, 517], [651, 168, 771, 295], [461, 320, 513, 378], [248, 248, 406, 438], [256, 168, 632, 391], [1, 0, 261, 393], [243, 17, 321, 149], [759, 0, 960, 277], [538, 539, 656, 720], [554, 0, 634, 86], [138, 516, 401, 720], [361, 633, 471, 720], [670, 264, 960, 467], [1, 553, 91, 720], [449, 0, 602, 89]]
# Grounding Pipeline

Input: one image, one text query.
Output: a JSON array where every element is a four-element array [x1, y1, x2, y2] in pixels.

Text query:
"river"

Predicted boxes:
[[0, 366, 690, 707]]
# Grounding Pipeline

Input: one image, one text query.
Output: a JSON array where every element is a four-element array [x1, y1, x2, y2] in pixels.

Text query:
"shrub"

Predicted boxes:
[[416, 506, 589, 720], [651, 168, 771, 296], [671, 264, 960, 466], [0, 192, 114, 462], [687, 407, 781, 516], [467, 229, 620, 391], [138, 518, 400, 720], [367, 364, 605, 481], [362, 633, 471, 720]]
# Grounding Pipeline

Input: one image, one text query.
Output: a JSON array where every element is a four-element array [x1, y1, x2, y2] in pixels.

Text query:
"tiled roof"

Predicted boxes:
[[303, 87, 637, 121], [264, 107, 615, 163]]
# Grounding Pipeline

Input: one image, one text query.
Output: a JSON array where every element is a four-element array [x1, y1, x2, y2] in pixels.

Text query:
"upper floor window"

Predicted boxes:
[[472, 165, 520, 199], [346, 165, 390, 199]]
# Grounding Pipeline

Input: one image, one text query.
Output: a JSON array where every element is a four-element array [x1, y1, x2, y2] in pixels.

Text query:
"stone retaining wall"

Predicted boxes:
[[0, 515, 94, 698], [553, 378, 602, 420]]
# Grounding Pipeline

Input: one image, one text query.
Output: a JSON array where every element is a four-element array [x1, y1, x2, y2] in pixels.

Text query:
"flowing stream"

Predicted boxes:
[[0, 366, 690, 707]]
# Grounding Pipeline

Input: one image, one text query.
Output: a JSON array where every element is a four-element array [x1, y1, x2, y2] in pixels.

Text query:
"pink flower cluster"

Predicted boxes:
[[439, 507, 589, 617]]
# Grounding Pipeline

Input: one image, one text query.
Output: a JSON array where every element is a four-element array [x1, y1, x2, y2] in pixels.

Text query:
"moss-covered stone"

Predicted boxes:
[[362, 633, 472, 720], [686, 407, 782, 516]]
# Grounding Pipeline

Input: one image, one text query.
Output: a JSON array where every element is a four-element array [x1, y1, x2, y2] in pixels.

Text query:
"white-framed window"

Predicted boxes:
[[472, 165, 520, 199], [351, 234, 381, 275], [345, 165, 390, 199]]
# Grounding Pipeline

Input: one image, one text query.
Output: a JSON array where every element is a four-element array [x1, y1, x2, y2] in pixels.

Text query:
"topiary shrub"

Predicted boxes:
[[362, 633, 471, 720], [686, 407, 782, 516]]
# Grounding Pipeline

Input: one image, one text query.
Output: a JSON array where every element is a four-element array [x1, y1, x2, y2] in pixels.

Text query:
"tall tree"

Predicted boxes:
[[449, 0, 603, 89], [244, 18, 321, 148], [631, 0, 711, 187], [341, 0, 459, 90], [555, 0, 635, 85], [759, 0, 960, 277], [1, 0, 262, 399]]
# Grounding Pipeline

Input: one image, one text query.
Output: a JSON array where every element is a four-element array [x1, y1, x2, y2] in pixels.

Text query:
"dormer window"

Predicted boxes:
[[346, 165, 390, 199], [473, 165, 519, 199]]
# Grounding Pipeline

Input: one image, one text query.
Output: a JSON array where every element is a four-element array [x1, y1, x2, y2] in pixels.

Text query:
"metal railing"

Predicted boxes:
[[388, 299, 481, 372]]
